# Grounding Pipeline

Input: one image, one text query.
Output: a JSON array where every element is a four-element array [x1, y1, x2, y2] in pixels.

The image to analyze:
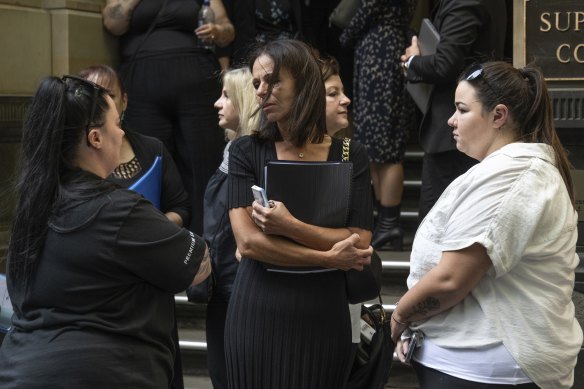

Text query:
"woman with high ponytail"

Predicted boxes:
[[390, 61, 582, 389], [0, 76, 211, 388]]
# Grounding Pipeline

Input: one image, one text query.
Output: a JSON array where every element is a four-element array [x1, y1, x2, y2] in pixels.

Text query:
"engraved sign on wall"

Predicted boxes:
[[516, 0, 584, 81]]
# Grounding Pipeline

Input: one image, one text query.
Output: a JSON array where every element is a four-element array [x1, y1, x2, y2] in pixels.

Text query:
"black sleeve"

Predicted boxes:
[[407, 0, 487, 84], [115, 199, 206, 294], [160, 144, 191, 224], [347, 141, 374, 231], [228, 136, 260, 209]]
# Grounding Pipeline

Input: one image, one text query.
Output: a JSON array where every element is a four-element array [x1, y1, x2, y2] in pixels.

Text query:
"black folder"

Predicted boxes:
[[263, 160, 353, 273], [406, 18, 440, 114]]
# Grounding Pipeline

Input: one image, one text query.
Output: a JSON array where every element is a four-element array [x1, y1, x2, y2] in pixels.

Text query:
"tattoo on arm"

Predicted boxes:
[[107, 4, 128, 20], [408, 297, 440, 320], [197, 251, 211, 275]]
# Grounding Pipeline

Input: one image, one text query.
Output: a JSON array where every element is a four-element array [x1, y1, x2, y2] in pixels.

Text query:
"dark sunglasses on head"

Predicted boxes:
[[62, 75, 104, 146]]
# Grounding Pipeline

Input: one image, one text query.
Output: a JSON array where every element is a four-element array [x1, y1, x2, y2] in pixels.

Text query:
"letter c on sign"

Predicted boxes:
[[575, 44, 584, 63], [557, 44, 571, 63]]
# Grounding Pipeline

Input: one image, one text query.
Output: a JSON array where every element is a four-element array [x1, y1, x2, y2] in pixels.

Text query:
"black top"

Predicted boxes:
[[228, 135, 373, 231], [0, 187, 206, 388], [108, 130, 191, 225], [120, 0, 204, 59]]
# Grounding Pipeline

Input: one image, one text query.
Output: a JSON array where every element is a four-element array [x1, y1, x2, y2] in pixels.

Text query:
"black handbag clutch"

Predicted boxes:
[[345, 249, 382, 304]]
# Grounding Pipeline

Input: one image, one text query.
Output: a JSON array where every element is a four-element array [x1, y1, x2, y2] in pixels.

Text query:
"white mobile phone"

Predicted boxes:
[[251, 185, 269, 207]]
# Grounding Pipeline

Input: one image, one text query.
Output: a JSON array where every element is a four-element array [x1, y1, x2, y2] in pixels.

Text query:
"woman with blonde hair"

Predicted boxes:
[[219, 68, 261, 141], [188, 67, 259, 389]]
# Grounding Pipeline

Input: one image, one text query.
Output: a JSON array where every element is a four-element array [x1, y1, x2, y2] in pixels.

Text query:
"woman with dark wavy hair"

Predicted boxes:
[[391, 62, 582, 389], [317, 53, 352, 136], [0, 76, 210, 388], [225, 39, 374, 388]]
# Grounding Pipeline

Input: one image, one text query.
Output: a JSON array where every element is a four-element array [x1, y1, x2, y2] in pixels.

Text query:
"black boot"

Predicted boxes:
[[373, 198, 381, 227], [371, 204, 403, 251]]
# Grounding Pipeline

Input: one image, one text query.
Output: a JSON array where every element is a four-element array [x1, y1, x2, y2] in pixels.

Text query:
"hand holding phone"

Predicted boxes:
[[404, 331, 419, 364], [251, 185, 269, 207]]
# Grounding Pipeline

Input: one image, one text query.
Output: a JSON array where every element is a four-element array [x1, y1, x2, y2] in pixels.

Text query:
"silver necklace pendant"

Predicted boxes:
[[298, 152, 304, 158]]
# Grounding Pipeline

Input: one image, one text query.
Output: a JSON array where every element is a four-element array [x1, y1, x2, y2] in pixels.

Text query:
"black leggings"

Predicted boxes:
[[413, 361, 540, 389]]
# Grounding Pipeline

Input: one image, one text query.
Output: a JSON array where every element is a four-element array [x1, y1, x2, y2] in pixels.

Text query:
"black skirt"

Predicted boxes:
[[225, 258, 354, 389]]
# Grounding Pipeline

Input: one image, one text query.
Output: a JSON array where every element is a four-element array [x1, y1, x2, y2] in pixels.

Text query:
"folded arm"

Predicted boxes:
[[230, 207, 372, 271], [251, 200, 372, 250]]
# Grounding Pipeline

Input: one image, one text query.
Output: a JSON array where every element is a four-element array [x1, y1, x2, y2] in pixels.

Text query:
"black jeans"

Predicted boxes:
[[413, 361, 540, 389]]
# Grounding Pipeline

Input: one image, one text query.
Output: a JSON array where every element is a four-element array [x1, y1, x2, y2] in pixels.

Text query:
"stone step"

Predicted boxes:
[[182, 361, 419, 389], [179, 328, 420, 389], [176, 284, 408, 350]]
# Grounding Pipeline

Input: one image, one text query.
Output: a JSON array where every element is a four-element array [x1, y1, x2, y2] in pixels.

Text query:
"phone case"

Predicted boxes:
[[251, 185, 269, 207]]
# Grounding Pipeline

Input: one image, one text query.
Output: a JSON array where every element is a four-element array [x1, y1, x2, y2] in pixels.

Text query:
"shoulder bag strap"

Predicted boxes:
[[342, 136, 385, 305], [342, 137, 350, 162]]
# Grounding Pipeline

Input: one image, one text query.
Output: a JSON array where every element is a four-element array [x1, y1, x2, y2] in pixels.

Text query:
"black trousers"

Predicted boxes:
[[121, 52, 225, 235], [206, 300, 229, 389], [418, 149, 477, 221], [413, 361, 541, 389]]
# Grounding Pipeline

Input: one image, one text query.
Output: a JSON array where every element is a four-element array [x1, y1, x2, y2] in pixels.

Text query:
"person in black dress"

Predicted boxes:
[[341, 0, 417, 250], [225, 39, 374, 389], [0, 76, 211, 388], [102, 0, 234, 235]]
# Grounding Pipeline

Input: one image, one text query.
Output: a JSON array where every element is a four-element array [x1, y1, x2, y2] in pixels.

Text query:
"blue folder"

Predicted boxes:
[[129, 156, 162, 209]]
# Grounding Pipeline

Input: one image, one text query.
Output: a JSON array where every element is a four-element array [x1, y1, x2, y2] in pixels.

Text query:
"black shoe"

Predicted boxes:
[[372, 224, 403, 251], [371, 204, 403, 251]]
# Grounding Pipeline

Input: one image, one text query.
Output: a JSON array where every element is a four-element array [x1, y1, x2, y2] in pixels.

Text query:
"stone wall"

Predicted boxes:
[[0, 0, 119, 272]]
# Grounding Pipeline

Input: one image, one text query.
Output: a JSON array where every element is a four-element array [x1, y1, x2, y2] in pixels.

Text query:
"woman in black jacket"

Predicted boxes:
[[0, 75, 210, 388]]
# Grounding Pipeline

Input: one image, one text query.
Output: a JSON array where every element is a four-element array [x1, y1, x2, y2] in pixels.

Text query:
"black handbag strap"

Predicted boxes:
[[124, 0, 170, 81]]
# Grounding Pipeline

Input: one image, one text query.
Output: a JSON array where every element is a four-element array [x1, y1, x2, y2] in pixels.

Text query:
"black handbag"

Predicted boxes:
[[347, 298, 395, 389], [342, 138, 382, 304], [329, 0, 360, 29], [345, 250, 382, 304]]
